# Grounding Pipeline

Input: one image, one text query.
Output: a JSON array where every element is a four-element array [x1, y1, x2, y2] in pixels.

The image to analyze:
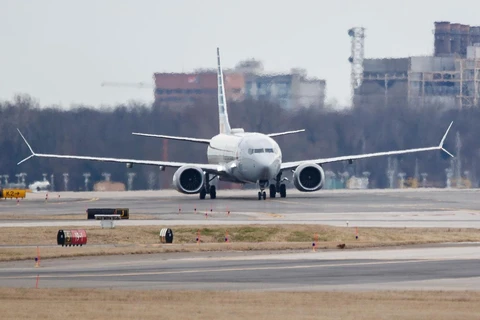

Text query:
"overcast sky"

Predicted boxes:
[[1, 0, 479, 109]]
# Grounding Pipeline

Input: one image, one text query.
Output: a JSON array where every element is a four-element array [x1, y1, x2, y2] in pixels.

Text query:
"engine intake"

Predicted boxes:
[[172, 166, 204, 194], [293, 163, 325, 192]]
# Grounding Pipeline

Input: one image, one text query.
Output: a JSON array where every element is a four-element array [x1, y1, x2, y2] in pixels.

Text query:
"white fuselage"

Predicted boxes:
[[207, 131, 282, 184]]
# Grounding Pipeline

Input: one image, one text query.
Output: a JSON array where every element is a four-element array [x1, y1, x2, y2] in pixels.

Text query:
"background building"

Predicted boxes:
[[152, 59, 326, 110], [353, 22, 480, 109], [237, 60, 326, 109], [153, 71, 245, 107]]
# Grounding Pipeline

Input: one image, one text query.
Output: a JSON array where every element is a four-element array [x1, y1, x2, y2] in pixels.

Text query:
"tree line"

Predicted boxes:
[[0, 94, 477, 191]]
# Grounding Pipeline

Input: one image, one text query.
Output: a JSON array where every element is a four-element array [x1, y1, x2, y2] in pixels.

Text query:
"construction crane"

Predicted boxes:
[[100, 81, 154, 89]]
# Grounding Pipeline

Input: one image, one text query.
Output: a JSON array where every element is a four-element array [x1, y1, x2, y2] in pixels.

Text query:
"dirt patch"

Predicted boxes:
[[1, 288, 479, 320]]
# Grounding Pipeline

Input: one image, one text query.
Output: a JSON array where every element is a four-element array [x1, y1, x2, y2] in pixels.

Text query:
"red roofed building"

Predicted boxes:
[[153, 71, 245, 106]]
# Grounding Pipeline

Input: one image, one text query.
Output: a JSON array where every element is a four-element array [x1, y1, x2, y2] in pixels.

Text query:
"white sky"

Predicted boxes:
[[1, 0, 479, 109]]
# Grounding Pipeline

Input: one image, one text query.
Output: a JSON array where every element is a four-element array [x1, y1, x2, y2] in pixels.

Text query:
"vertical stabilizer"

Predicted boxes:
[[217, 47, 232, 134]]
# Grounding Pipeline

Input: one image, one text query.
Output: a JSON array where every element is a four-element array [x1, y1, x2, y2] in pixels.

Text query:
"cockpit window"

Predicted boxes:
[[248, 148, 253, 155], [265, 148, 274, 153], [254, 148, 264, 153]]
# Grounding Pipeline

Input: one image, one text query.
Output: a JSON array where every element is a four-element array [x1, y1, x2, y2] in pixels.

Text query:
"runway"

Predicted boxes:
[[1, 188, 480, 292], [1, 188, 480, 228], [1, 244, 479, 291]]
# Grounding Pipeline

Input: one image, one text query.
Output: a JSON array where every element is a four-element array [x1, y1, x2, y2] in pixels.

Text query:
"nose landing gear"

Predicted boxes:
[[257, 180, 268, 200]]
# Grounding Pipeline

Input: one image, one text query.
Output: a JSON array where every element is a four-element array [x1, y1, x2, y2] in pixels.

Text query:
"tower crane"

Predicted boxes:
[[100, 81, 154, 88]]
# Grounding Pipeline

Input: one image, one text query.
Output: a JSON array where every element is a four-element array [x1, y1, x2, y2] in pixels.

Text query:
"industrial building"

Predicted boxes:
[[153, 72, 245, 107], [237, 60, 326, 109], [152, 59, 326, 110], [353, 22, 480, 109]]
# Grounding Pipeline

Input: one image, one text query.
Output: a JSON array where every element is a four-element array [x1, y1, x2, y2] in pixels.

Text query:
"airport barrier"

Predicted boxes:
[[159, 228, 174, 244], [86, 208, 129, 220], [0, 188, 26, 199], [57, 229, 87, 247]]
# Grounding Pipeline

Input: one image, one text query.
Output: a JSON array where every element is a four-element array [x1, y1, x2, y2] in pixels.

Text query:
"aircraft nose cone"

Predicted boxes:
[[256, 157, 279, 180]]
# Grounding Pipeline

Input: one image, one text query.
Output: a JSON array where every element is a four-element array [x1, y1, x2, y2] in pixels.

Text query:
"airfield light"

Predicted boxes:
[[20, 173, 27, 187], [387, 170, 395, 189], [63, 173, 69, 191], [83, 173, 91, 191], [362, 171, 370, 189], [445, 168, 453, 188], [421, 173, 428, 188], [398, 172, 406, 189], [127, 172, 136, 191], [102, 172, 111, 182]]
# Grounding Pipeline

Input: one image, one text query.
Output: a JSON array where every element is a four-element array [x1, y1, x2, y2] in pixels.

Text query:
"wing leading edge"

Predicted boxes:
[[16, 129, 222, 173], [266, 129, 305, 138], [132, 132, 211, 144], [281, 122, 454, 171]]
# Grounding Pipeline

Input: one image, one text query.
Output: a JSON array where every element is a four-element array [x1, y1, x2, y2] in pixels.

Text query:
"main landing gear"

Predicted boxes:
[[199, 173, 217, 200], [257, 173, 287, 200], [268, 172, 287, 199]]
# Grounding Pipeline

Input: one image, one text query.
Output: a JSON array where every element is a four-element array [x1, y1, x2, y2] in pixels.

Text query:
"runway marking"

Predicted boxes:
[[0, 258, 463, 280], [45, 198, 99, 205]]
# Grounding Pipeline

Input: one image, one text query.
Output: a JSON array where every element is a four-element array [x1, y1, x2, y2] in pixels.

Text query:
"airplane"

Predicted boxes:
[[17, 48, 454, 200], [28, 180, 50, 192]]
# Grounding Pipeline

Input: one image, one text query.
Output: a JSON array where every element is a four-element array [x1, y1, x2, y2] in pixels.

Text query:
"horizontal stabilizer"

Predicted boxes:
[[267, 129, 306, 138], [132, 132, 211, 144]]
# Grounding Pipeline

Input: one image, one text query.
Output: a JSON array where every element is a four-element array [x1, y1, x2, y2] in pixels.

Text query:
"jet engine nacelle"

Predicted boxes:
[[172, 165, 205, 194], [292, 163, 325, 192]]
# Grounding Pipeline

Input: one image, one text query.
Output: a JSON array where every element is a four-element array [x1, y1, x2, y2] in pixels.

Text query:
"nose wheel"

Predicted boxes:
[[257, 180, 268, 200], [258, 191, 266, 200]]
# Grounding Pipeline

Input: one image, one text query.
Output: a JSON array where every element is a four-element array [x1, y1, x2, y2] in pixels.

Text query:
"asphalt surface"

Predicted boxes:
[[1, 245, 479, 291], [1, 188, 480, 291], [1, 188, 480, 228]]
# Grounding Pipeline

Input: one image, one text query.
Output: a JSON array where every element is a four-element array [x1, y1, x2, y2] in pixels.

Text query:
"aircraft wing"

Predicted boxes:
[[267, 129, 305, 138], [132, 132, 211, 144], [16, 129, 222, 173], [281, 122, 454, 171]]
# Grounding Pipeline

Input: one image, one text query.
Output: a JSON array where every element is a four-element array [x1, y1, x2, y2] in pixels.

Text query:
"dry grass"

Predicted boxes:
[[0, 213, 157, 220], [1, 224, 480, 261], [1, 288, 479, 320]]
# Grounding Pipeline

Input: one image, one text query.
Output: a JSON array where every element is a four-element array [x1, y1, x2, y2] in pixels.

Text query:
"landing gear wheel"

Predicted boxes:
[[258, 192, 262, 200], [262, 191, 266, 200], [209, 186, 216, 199], [269, 184, 276, 198], [199, 188, 206, 200], [280, 184, 286, 198]]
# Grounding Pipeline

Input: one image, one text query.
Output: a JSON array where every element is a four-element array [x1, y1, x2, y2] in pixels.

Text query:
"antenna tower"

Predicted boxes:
[[348, 27, 366, 105]]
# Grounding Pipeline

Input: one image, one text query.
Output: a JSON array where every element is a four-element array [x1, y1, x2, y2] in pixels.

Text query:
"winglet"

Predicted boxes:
[[438, 121, 454, 158], [17, 129, 36, 165]]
